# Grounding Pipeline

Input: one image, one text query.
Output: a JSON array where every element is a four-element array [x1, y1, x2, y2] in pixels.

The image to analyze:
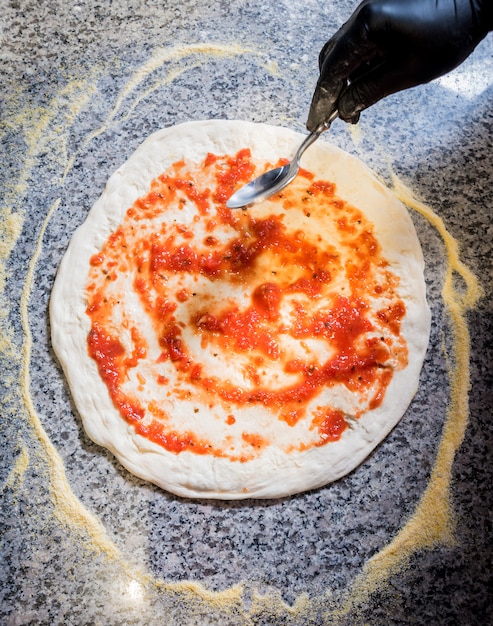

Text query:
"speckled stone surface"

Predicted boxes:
[[1, 1, 492, 625]]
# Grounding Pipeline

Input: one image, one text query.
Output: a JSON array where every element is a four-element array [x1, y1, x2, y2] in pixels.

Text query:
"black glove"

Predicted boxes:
[[307, 0, 493, 130]]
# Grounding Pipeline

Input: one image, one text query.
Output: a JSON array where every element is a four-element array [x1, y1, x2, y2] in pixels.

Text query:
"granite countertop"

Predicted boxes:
[[1, 1, 492, 624]]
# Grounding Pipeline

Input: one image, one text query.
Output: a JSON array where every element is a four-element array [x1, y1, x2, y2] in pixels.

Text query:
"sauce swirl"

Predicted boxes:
[[85, 149, 407, 460]]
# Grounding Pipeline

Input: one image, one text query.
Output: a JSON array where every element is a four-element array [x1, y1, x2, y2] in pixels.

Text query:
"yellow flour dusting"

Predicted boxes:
[[118, 63, 204, 126], [82, 43, 251, 150], [117, 48, 278, 129], [249, 589, 315, 621], [3, 444, 29, 491], [263, 59, 280, 76], [0, 77, 120, 559], [4, 80, 96, 181], [1, 78, 95, 305], [156, 579, 245, 612], [0, 207, 23, 299], [16, 196, 119, 558]]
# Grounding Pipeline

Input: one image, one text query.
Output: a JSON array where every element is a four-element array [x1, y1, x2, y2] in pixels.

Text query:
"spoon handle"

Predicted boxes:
[[293, 129, 322, 165], [294, 109, 339, 166]]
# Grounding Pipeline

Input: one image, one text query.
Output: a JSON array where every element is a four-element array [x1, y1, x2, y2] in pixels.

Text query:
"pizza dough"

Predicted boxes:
[[50, 120, 430, 499]]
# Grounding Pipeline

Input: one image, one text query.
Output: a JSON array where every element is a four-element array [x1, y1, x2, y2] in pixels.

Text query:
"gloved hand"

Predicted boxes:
[[307, 0, 493, 130]]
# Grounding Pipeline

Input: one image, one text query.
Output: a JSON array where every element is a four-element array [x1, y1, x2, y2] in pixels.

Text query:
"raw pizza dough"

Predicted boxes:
[[50, 120, 430, 499]]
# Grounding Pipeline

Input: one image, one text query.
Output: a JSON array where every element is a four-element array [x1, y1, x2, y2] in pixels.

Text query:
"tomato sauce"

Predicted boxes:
[[85, 148, 408, 459]]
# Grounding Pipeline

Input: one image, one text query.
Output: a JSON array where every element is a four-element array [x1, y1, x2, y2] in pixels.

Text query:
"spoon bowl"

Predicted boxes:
[[226, 110, 338, 209]]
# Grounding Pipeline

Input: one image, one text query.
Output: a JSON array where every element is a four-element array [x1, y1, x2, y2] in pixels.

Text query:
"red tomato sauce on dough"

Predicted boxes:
[[85, 149, 408, 459]]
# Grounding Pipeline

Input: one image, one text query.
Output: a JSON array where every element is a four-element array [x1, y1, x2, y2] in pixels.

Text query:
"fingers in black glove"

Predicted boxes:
[[307, 0, 493, 131]]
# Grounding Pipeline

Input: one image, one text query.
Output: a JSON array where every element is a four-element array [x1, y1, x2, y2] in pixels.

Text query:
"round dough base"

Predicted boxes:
[[50, 120, 430, 499]]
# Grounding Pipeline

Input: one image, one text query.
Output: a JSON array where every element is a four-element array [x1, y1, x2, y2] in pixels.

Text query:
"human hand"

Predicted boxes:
[[307, 0, 492, 130]]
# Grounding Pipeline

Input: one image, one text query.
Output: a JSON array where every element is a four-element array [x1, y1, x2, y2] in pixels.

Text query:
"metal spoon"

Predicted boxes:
[[226, 110, 338, 209]]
